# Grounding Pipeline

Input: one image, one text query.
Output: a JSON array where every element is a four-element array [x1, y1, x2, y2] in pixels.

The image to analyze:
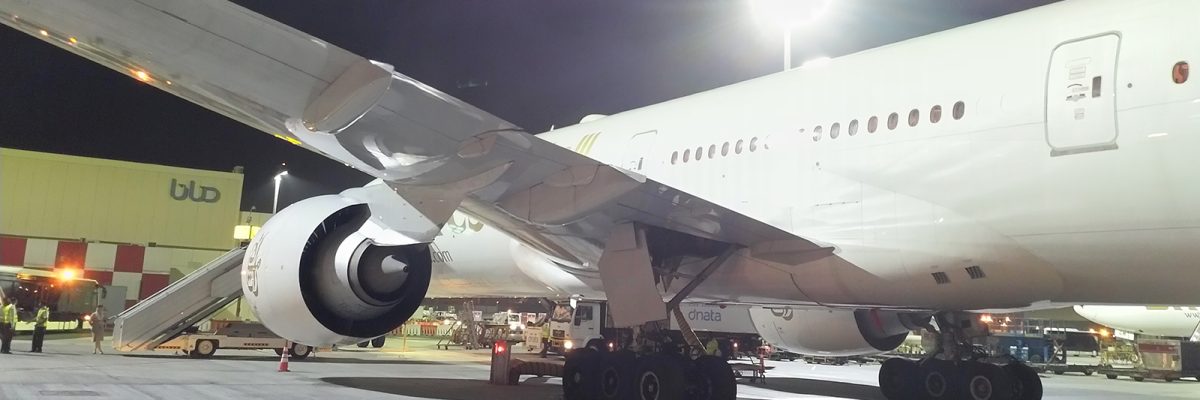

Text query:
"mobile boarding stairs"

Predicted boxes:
[[111, 247, 246, 352]]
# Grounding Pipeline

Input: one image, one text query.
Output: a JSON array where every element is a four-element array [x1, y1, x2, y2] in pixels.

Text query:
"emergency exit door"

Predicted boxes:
[[1045, 33, 1121, 156]]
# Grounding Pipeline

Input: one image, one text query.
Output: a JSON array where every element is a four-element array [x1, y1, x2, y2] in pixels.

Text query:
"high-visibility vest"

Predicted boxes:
[[35, 307, 49, 327], [1, 304, 15, 324], [705, 338, 720, 356]]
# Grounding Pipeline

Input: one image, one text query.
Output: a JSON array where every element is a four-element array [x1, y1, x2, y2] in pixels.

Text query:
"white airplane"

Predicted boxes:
[[1075, 305, 1200, 340], [3, 0, 1198, 399]]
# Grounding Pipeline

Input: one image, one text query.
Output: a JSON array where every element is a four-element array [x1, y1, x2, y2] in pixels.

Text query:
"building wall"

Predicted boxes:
[[1, 148, 243, 250], [0, 148, 246, 314]]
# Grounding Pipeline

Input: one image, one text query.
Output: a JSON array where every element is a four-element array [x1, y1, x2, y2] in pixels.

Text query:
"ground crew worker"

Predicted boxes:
[[540, 322, 551, 358], [0, 300, 16, 354], [705, 337, 721, 357], [31, 304, 49, 353]]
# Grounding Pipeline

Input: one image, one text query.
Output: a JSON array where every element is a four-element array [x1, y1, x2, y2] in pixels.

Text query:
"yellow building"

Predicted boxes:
[[0, 148, 244, 311]]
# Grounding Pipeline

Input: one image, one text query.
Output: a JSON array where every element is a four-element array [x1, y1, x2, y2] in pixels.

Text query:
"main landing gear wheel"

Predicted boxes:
[[563, 348, 602, 400], [918, 359, 958, 400], [1004, 362, 1042, 400], [879, 358, 1042, 400], [686, 355, 736, 400], [879, 358, 918, 399], [967, 362, 1013, 400], [598, 350, 636, 400], [635, 354, 686, 400]]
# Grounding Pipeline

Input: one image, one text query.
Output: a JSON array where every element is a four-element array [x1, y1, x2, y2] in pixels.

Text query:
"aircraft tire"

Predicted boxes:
[[879, 358, 918, 400], [634, 354, 686, 400], [563, 348, 602, 400]]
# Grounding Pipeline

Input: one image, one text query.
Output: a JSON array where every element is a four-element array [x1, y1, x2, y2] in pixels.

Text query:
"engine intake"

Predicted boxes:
[[243, 195, 431, 346]]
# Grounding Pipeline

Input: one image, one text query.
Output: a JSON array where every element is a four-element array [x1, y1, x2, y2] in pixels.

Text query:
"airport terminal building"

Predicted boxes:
[[0, 147, 245, 311]]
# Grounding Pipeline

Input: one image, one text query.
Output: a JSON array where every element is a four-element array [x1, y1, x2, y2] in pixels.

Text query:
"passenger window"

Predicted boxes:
[[735, 139, 744, 154], [868, 116, 878, 133], [721, 142, 730, 156], [812, 126, 823, 142], [696, 146, 703, 161], [671, 151, 678, 165], [887, 113, 899, 130], [749, 137, 759, 152], [930, 105, 942, 123], [683, 149, 691, 162], [708, 145, 716, 158], [848, 119, 859, 136], [952, 101, 965, 120], [830, 123, 841, 139], [908, 109, 919, 127]]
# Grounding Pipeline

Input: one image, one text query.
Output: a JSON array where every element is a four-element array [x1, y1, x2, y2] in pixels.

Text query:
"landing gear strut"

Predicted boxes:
[[878, 312, 1043, 400], [562, 241, 740, 400]]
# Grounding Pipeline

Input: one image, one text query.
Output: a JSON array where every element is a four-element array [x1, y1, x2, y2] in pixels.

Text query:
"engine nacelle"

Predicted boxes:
[[242, 195, 432, 346], [750, 307, 923, 356]]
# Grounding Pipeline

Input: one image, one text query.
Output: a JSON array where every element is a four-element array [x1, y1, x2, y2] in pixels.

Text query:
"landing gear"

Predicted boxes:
[[881, 358, 1033, 400], [563, 226, 740, 400], [1005, 362, 1043, 400], [563, 348, 602, 400], [562, 350, 736, 400], [634, 354, 686, 400], [878, 312, 1043, 400], [687, 355, 737, 400]]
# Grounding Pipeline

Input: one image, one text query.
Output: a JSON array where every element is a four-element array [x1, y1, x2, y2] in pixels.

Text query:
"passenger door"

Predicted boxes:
[[1045, 34, 1121, 156]]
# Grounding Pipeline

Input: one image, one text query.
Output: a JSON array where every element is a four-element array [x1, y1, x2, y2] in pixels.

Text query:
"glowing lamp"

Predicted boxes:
[[132, 69, 151, 83], [749, 0, 831, 29]]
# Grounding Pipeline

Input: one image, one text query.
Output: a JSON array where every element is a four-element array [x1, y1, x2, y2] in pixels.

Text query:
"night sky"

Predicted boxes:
[[0, 0, 1058, 211]]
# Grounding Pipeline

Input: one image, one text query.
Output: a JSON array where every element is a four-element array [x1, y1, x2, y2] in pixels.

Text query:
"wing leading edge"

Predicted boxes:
[[0, 0, 830, 266]]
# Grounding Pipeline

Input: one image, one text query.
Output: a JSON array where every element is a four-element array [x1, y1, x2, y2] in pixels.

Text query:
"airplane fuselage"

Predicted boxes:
[[429, 0, 1200, 311]]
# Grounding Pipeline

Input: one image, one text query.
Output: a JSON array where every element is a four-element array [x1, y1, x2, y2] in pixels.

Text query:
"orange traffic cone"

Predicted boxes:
[[278, 342, 290, 372]]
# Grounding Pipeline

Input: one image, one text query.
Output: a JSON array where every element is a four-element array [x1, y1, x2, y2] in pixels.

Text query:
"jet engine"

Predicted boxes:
[[242, 195, 431, 346], [750, 307, 923, 356]]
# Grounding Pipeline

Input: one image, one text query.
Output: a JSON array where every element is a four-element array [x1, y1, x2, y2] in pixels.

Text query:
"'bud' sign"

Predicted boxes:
[[170, 178, 221, 203]]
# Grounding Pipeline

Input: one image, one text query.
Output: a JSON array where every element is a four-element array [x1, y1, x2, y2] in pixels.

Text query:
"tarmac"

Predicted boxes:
[[0, 334, 1195, 399]]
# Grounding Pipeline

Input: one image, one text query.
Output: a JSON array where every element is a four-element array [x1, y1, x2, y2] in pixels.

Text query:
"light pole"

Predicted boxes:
[[749, 0, 832, 71], [782, 26, 792, 70], [272, 170, 288, 214]]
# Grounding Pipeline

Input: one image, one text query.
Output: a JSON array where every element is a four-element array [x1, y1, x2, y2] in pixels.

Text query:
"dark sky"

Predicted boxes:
[[0, 0, 1058, 211]]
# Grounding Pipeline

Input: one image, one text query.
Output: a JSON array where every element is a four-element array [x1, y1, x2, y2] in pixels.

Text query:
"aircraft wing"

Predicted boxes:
[[0, 0, 829, 265]]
